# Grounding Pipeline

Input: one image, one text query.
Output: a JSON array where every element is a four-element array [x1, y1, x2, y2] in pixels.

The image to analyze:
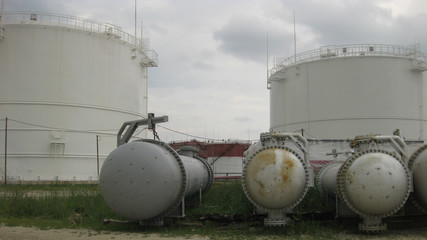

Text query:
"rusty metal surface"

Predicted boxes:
[[337, 149, 410, 218], [243, 147, 307, 210]]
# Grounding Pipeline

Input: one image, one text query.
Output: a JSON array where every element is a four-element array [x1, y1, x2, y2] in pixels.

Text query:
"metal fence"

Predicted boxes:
[[0, 117, 121, 184]]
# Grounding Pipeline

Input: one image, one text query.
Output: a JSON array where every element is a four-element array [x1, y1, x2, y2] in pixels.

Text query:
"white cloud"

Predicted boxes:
[[377, 0, 427, 18]]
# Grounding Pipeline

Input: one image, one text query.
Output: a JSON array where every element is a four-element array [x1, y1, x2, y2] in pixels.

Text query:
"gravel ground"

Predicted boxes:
[[2, 225, 427, 240], [0, 225, 207, 240]]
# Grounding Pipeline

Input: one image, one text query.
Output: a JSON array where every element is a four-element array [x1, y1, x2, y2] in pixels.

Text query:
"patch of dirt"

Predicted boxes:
[[0, 225, 207, 240]]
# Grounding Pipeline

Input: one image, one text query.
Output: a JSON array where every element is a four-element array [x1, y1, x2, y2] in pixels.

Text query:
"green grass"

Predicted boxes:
[[0, 182, 423, 239], [0, 182, 342, 238], [186, 181, 253, 217], [0, 185, 120, 229]]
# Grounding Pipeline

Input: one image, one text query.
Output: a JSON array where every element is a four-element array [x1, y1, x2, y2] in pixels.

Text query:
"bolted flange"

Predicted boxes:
[[242, 145, 310, 212], [336, 148, 411, 219]]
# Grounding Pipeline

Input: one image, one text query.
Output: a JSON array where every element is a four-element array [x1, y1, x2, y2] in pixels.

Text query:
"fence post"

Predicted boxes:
[[96, 135, 100, 177], [4, 117, 7, 184]]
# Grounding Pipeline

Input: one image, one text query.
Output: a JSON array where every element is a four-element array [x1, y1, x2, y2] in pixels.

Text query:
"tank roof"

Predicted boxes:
[[269, 44, 427, 77], [1, 12, 147, 52]]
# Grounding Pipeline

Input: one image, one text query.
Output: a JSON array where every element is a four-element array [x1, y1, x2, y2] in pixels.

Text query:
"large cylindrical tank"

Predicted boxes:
[[269, 44, 427, 140], [99, 140, 213, 223], [242, 132, 313, 226], [0, 12, 157, 182]]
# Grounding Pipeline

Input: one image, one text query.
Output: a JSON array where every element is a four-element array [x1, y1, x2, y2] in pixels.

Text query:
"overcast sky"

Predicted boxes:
[[4, 0, 427, 142]]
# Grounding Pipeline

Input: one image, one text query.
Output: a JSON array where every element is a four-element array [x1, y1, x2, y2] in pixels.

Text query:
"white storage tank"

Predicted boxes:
[[269, 44, 427, 140], [0, 12, 158, 183]]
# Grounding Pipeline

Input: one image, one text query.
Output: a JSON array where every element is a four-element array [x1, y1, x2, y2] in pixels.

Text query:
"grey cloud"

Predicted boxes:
[[4, 0, 61, 12], [392, 13, 427, 52], [273, 0, 427, 51], [299, 1, 393, 44], [214, 14, 293, 62]]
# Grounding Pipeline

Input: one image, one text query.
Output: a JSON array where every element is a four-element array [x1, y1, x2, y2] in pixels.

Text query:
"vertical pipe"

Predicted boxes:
[[140, 21, 148, 49], [4, 117, 7, 184], [145, 68, 148, 121], [306, 65, 310, 135], [0, 0, 4, 39], [266, 32, 269, 81], [96, 135, 100, 177], [293, 11, 297, 64], [1, 0, 4, 23], [0, 0, 4, 21], [419, 73, 424, 140], [134, 0, 137, 46]]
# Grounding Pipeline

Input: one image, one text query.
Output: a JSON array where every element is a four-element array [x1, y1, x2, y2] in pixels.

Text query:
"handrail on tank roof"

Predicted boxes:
[[269, 44, 427, 77], [1, 11, 157, 63], [3, 11, 121, 28]]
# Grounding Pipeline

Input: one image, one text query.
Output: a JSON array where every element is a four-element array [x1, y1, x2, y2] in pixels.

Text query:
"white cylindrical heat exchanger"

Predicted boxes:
[[242, 132, 313, 226], [337, 150, 410, 218], [244, 147, 307, 209], [317, 161, 343, 195], [408, 144, 427, 213], [317, 134, 412, 232], [178, 146, 214, 197], [99, 140, 213, 223]]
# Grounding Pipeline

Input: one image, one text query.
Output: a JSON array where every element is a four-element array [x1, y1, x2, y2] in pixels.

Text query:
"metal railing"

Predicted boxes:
[[270, 44, 427, 77], [1, 11, 158, 66], [213, 172, 242, 181]]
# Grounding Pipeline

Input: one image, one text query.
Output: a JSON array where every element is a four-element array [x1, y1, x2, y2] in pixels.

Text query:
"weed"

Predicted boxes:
[[186, 181, 253, 218], [1, 183, 426, 239]]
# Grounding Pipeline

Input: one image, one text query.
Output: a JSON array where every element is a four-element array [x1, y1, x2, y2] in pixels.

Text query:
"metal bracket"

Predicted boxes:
[[389, 137, 408, 163], [287, 134, 308, 161], [117, 113, 168, 146]]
